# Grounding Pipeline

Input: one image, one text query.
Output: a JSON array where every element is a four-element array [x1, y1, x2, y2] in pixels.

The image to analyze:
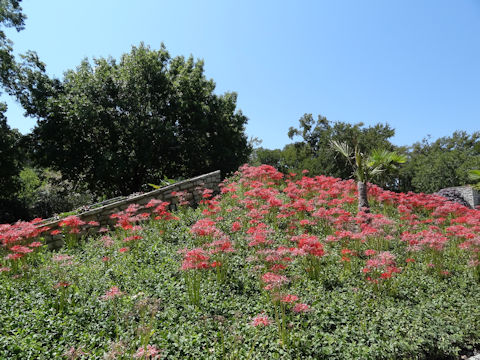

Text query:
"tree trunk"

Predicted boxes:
[[357, 181, 370, 212]]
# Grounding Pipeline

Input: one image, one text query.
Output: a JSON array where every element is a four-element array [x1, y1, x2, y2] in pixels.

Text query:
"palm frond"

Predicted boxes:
[[330, 140, 352, 159]]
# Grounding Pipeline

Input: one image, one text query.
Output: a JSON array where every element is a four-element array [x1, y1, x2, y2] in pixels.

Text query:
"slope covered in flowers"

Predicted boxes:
[[1, 164, 480, 359]]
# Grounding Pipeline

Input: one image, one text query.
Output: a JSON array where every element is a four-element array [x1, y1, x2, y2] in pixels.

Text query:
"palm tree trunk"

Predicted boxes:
[[357, 181, 370, 212]]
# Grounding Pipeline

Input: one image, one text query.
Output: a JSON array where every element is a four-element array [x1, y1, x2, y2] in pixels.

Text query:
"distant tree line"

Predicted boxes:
[[251, 113, 480, 194]]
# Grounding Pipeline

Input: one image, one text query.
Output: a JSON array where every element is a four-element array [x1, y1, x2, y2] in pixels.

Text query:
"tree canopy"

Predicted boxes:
[[15, 43, 251, 197], [0, 0, 25, 94]]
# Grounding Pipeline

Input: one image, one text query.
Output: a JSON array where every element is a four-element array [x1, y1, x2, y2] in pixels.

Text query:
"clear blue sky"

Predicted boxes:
[[2, 0, 479, 149]]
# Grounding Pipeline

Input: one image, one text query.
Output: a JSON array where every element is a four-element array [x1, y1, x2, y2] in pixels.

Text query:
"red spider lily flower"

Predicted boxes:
[[181, 248, 211, 270], [9, 245, 33, 254], [133, 344, 161, 359], [270, 263, 287, 272], [231, 221, 241, 232], [202, 188, 213, 199], [28, 242, 43, 248], [119, 247, 130, 253], [281, 294, 299, 303], [364, 249, 377, 256], [101, 286, 124, 300], [87, 221, 100, 226], [405, 258, 415, 263], [292, 303, 311, 313], [5, 253, 24, 261], [190, 218, 222, 238], [0, 267, 11, 273], [59, 215, 86, 229], [99, 235, 114, 248], [145, 199, 166, 208], [207, 239, 235, 254], [210, 261, 222, 268], [251, 314, 271, 327], [125, 204, 141, 214], [261, 272, 289, 290], [51, 229, 61, 235], [380, 272, 392, 279], [123, 235, 143, 243]]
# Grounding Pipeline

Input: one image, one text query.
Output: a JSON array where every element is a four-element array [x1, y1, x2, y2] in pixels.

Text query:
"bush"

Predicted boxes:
[[17, 167, 95, 219]]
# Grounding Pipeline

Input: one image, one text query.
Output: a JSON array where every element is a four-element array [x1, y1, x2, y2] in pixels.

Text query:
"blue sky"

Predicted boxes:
[[2, 0, 479, 149]]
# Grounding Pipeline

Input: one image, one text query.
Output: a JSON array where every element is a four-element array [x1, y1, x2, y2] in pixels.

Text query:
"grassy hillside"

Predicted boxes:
[[1, 164, 479, 359]]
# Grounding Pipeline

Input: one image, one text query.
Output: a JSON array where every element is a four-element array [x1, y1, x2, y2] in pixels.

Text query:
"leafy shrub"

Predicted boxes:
[[17, 167, 95, 219]]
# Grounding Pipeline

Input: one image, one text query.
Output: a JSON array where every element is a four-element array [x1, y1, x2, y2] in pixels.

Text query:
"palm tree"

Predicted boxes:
[[331, 141, 406, 212], [468, 169, 480, 190]]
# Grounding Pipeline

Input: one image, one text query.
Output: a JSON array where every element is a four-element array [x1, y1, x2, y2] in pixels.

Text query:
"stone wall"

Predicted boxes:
[[440, 186, 480, 209], [43, 170, 221, 249]]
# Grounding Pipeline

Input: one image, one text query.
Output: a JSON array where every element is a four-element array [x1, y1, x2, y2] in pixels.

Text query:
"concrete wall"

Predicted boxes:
[[43, 170, 221, 249]]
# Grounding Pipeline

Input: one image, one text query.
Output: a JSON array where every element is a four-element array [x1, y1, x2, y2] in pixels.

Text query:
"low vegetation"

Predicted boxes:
[[1, 164, 479, 359]]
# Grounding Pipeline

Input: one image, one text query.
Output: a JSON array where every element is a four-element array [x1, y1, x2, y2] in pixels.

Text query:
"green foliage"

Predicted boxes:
[[468, 169, 480, 191], [0, 0, 25, 94], [14, 43, 251, 197], [16, 167, 94, 219], [0, 103, 21, 194], [0, 102, 25, 222], [252, 115, 480, 194], [254, 114, 399, 188], [1, 172, 480, 359], [397, 132, 480, 193], [330, 140, 406, 184]]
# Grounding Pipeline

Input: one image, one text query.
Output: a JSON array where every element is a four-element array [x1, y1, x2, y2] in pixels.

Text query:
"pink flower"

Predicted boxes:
[[280, 294, 299, 303], [5, 253, 23, 260], [251, 314, 271, 327], [364, 249, 376, 256], [28, 241, 43, 248], [53, 254, 74, 262], [261, 272, 289, 290], [123, 235, 143, 243], [181, 248, 210, 270], [231, 221, 241, 232], [9, 245, 33, 254], [292, 303, 311, 313], [101, 286, 124, 300], [133, 344, 161, 359]]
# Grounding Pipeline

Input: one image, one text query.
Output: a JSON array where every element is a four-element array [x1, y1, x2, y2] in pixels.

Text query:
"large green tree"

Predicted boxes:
[[397, 131, 480, 193], [15, 44, 251, 197]]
